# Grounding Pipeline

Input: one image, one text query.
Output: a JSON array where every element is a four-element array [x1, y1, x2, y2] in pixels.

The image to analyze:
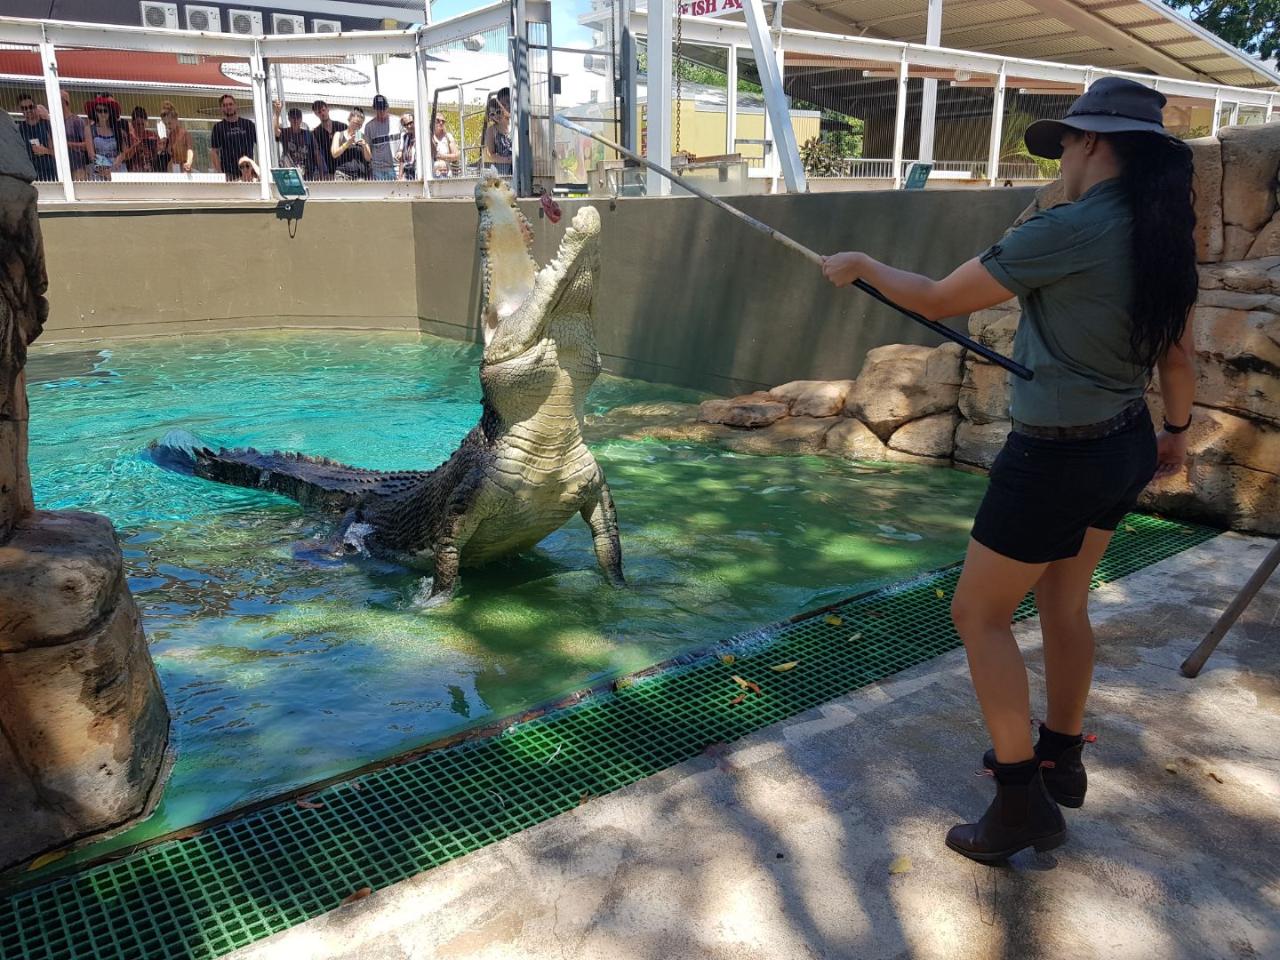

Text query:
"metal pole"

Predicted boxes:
[[919, 0, 943, 162], [742, 0, 806, 192], [249, 40, 273, 200], [646, 0, 673, 196], [621, 23, 637, 153], [1181, 539, 1280, 677], [726, 42, 738, 157], [1266, 96, 1275, 124], [1210, 88, 1222, 135], [892, 51, 908, 188], [38, 36, 74, 202], [987, 59, 1006, 187], [512, 0, 533, 196], [414, 36, 431, 196]]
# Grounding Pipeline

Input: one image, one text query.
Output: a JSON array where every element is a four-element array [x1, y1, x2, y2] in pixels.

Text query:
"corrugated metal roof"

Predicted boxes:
[[779, 0, 1280, 87]]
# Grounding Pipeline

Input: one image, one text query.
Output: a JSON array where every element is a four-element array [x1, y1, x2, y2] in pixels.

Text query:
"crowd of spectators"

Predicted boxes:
[[12, 90, 443, 184]]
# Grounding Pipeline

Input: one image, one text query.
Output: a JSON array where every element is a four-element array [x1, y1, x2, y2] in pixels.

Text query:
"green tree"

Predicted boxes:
[[1165, 0, 1280, 59]]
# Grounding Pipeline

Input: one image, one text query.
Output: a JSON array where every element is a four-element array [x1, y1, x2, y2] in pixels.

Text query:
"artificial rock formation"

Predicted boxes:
[[0, 117, 169, 873]]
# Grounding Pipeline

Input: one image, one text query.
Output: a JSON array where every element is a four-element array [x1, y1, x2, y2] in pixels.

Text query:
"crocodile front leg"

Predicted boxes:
[[580, 475, 624, 587], [417, 484, 490, 607]]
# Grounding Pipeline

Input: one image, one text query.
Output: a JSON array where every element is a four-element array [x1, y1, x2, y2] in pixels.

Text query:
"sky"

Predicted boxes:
[[429, 0, 595, 47]]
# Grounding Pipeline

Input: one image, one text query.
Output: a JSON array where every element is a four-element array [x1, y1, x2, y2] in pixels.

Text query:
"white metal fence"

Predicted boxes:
[[634, 12, 1279, 188], [5, 5, 1278, 200]]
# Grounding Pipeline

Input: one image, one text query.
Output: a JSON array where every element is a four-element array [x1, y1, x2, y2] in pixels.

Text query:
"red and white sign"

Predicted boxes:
[[678, 0, 743, 19]]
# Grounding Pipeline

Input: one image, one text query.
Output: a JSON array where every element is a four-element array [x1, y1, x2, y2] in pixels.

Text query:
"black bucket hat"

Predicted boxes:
[[1024, 76, 1177, 159]]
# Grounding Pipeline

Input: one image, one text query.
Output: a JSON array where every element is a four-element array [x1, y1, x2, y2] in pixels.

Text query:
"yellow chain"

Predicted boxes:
[[674, 1, 683, 156]]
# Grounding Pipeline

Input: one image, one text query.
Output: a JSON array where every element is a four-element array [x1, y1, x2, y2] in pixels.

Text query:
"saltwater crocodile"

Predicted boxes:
[[152, 175, 623, 604]]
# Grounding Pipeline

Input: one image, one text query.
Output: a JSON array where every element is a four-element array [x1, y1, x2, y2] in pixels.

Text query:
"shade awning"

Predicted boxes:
[[775, 0, 1279, 89]]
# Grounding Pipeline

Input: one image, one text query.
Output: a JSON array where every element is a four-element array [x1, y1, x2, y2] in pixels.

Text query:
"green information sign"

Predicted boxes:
[[903, 162, 933, 190]]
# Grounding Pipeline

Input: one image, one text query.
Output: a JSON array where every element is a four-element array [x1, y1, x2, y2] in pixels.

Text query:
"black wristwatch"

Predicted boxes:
[[1162, 414, 1192, 434]]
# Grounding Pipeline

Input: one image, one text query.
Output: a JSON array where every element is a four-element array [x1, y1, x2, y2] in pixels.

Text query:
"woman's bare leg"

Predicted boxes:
[[950, 539, 1049, 763], [1033, 527, 1113, 735]]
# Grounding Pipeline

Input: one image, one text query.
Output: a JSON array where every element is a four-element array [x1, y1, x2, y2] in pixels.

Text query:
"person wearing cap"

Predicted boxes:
[[272, 100, 320, 180], [822, 77, 1198, 862], [364, 94, 397, 181]]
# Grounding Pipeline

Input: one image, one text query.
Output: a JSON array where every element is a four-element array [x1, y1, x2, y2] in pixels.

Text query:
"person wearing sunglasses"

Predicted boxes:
[[429, 113, 459, 179], [396, 113, 417, 180], [14, 93, 55, 182], [86, 95, 126, 180]]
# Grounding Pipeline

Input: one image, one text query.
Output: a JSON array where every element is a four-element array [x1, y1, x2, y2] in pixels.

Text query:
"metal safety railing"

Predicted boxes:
[[0, 1, 629, 203]]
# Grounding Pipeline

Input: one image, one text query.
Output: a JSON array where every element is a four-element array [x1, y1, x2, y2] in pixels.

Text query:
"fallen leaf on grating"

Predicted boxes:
[[614, 677, 634, 690], [934, 588, 946, 599], [341, 887, 372, 906], [1123, 523, 1137, 533], [729, 693, 747, 706], [888, 855, 912, 875], [579, 793, 594, 806], [719, 654, 736, 665], [297, 799, 325, 809], [824, 614, 844, 626], [27, 850, 68, 872], [770, 662, 799, 672], [731, 675, 751, 689], [744, 679, 763, 695], [848, 633, 862, 642]]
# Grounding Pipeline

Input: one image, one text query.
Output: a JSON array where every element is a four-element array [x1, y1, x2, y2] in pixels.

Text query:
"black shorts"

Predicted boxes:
[[971, 408, 1158, 564]]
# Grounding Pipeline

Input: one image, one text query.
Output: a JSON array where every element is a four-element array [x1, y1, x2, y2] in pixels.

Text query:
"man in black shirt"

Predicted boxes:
[[310, 100, 340, 180], [16, 93, 55, 182], [210, 93, 256, 181]]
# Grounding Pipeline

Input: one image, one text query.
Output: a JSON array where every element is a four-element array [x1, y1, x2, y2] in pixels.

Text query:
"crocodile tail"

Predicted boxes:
[[148, 429, 418, 513]]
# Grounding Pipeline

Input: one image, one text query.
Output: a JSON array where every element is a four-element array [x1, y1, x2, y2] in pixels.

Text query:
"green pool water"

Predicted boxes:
[[25, 330, 987, 854]]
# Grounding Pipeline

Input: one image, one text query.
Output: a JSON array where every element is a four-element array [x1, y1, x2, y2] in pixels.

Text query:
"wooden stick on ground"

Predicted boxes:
[[1181, 538, 1280, 677]]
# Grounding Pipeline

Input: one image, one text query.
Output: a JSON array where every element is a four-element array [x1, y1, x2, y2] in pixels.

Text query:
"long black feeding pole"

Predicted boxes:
[[553, 116, 1033, 382]]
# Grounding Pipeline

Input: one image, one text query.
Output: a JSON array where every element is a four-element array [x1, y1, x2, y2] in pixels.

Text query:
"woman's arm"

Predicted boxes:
[[481, 125, 495, 163], [1154, 315, 1196, 478], [331, 132, 348, 159], [358, 138, 371, 161], [822, 252, 1014, 321]]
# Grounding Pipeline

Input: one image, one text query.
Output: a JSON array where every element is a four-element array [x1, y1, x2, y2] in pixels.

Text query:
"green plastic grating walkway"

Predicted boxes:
[[0, 514, 1219, 960]]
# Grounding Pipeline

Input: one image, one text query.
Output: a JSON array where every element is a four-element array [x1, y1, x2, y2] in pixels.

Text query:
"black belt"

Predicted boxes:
[[1012, 399, 1148, 441]]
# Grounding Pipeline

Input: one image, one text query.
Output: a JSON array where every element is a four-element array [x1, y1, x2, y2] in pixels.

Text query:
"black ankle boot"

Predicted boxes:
[[947, 759, 1067, 863], [982, 724, 1090, 808]]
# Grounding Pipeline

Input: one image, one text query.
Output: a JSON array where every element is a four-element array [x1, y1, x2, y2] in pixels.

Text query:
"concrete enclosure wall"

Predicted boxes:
[[38, 188, 1034, 394]]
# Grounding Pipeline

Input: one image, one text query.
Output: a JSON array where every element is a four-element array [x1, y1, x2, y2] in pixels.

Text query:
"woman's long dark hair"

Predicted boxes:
[[1107, 131, 1198, 369]]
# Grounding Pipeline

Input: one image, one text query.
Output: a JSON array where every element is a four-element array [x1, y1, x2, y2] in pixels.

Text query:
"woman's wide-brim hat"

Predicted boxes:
[[1024, 76, 1179, 159], [84, 94, 122, 120]]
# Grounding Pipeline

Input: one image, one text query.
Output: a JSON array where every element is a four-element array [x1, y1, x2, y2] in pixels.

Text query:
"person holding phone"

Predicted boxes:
[[331, 107, 371, 181], [15, 93, 55, 182]]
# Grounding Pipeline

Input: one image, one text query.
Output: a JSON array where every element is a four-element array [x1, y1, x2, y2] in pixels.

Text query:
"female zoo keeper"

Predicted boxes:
[[822, 77, 1198, 863]]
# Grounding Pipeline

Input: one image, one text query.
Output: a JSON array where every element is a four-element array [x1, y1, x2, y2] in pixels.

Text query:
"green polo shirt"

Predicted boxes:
[[979, 178, 1147, 428]]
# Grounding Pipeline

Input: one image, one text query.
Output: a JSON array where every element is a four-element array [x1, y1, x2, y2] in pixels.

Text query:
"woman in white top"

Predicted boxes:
[[430, 113, 459, 178]]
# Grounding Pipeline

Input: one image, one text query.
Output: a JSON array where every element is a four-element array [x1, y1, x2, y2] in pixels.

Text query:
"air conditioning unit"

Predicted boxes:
[[312, 18, 343, 34], [272, 13, 306, 35], [228, 9, 263, 35], [462, 34, 485, 52], [185, 4, 221, 32], [139, 1, 179, 30], [582, 53, 608, 74]]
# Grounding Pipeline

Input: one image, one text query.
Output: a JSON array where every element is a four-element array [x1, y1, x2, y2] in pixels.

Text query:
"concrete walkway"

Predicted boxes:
[[227, 533, 1280, 960]]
